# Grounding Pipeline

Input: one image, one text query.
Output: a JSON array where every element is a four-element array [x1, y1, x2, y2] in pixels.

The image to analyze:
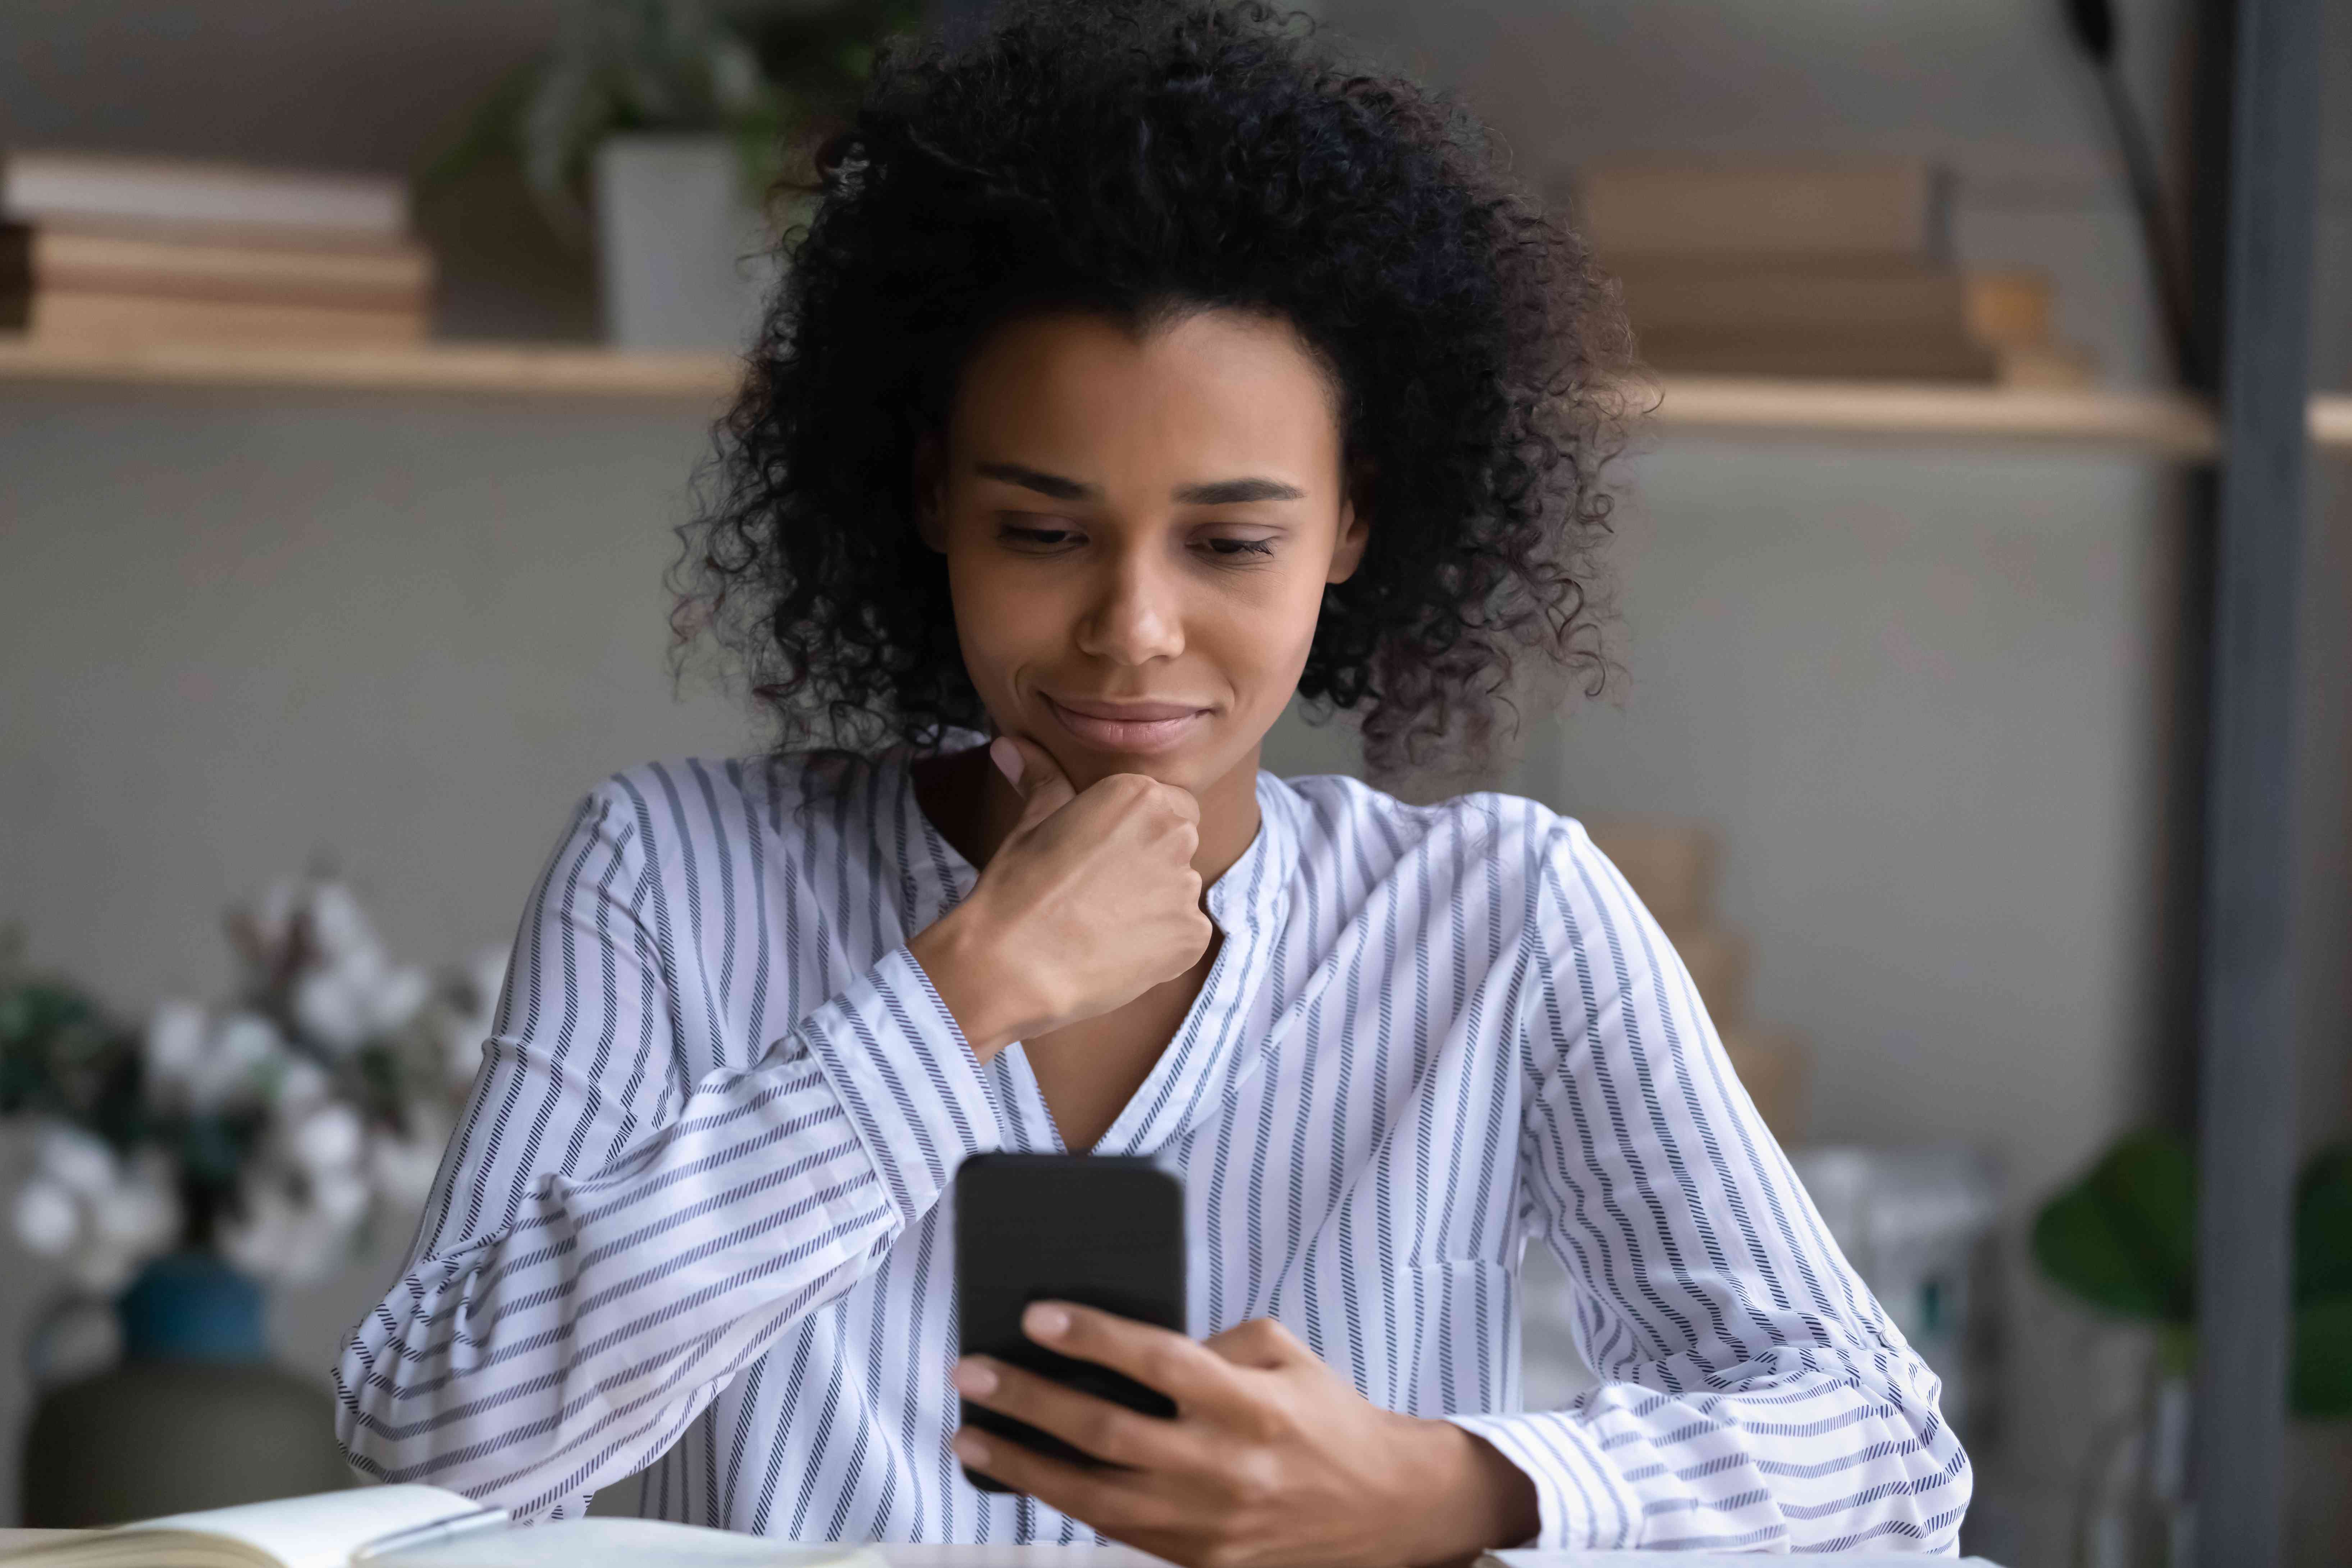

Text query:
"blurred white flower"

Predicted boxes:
[[217, 1181, 297, 1280], [290, 1102, 365, 1175], [90, 1152, 182, 1256], [304, 881, 382, 968], [12, 1181, 79, 1257], [197, 1012, 286, 1108], [372, 964, 431, 1032], [271, 1055, 331, 1114], [10, 867, 487, 1293], [310, 1168, 371, 1228], [292, 957, 429, 1055], [149, 1008, 290, 1112], [292, 968, 373, 1053], [35, 1124, 117, 1196], [14, 1132, 184, 1286], [220, 1177, 355, 1286], [369, 1120, 449, 1208], [143, 999, 209, 1087], [440, 945, 509, 1086]]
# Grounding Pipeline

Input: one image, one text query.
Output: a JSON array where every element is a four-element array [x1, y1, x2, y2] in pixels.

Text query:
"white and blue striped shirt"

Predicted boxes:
[[334, 751, 1970, 1553]]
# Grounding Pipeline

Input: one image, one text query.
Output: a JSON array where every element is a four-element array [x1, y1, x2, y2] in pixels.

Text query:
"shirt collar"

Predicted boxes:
[[886, 746, 1305, 1158], [1103, 772, 1301, 1155]]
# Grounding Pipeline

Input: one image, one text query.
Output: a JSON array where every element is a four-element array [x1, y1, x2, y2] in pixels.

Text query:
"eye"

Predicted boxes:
[[998, 518, 1084, 551], [1201, 536, 1277, 559]]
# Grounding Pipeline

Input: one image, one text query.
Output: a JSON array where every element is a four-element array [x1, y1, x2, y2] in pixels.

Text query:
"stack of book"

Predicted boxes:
[[0, 150, 432, 349], [1570, 160, 2090, 385], [1584, 818, 1809, 1143]]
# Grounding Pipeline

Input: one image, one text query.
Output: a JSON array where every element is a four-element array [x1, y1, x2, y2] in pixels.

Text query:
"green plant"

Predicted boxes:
[[2033, 1127, 2352, 1418], [424, 0, 919, 243]]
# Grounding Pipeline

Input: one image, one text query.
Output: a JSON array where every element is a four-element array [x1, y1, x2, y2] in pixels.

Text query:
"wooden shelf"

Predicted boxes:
[[1648, 376, 2223, 456], [2, 336, 2347, 455], [0, 338, 741, 399]]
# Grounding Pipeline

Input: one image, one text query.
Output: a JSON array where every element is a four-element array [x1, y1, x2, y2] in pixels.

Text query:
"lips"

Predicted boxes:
[[1040, 692, 1213, 754]]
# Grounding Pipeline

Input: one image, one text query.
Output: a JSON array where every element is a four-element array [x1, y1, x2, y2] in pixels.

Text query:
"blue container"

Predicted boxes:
[[116, 1252, 267, 1362]]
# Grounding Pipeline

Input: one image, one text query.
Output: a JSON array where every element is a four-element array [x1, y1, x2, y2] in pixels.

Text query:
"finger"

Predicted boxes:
[[955, 1356, 1193, 1470], [993, 734, 1077, 831], [1202, 1316, 1309, 1371], [1023, 1301, 1250, 1415], [1154, 782, 1202, 826], [953, 1426, 1172, 1532]]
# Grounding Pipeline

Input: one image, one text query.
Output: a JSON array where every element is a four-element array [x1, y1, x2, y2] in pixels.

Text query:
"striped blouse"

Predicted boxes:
[[333, 751, 1971, 1553]]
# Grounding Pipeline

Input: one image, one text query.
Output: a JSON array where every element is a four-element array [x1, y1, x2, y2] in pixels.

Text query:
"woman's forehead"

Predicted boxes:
[[947, 308, 1344, 486]]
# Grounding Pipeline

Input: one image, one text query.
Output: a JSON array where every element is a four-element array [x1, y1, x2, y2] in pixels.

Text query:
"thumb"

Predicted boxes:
[[991, 735, 1076, 832]]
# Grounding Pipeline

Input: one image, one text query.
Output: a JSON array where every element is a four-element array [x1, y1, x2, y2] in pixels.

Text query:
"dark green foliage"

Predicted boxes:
[[2034, 1127, 2352, 1419], [2032, 1128, 2196, 1323], [422, 0, 921, 239]]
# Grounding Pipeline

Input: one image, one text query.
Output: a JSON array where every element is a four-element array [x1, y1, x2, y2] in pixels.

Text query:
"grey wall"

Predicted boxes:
[[0, 387, 750, 1525]]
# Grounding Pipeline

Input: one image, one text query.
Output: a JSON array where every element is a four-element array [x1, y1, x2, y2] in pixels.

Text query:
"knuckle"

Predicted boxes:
[[1139, 1344, 1186, 1392], [1244, 1317, 1291, 1351], [1080, 1406, 1135, 1462]]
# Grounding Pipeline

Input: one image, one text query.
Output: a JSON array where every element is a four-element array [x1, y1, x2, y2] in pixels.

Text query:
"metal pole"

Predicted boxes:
[[2191, 0, 2324, 1559]]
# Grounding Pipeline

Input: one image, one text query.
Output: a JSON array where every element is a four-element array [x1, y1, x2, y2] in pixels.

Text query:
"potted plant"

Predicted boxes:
[[425, 0, 918, 349], [2033, 1128, 2352, 1565], [0, 880, 501, 1523]]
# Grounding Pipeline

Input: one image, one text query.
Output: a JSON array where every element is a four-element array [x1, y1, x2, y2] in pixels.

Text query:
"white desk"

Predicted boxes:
[[0, 1531, 2003, 1565]]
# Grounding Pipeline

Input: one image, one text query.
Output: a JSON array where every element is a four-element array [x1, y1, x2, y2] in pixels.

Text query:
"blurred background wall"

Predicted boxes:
[[3, 0, 2348, 1560]]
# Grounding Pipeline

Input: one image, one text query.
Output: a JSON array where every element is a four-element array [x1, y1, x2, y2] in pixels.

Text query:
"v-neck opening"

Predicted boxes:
[[886, 750, 1297, 1158]]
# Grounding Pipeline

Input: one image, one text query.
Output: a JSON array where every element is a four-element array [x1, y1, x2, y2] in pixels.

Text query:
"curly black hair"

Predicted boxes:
[[672, 0, 1631, 772]]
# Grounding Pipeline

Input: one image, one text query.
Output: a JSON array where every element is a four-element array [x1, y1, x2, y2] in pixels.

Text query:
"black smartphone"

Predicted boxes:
[[953, 1152, 1186, 1492]]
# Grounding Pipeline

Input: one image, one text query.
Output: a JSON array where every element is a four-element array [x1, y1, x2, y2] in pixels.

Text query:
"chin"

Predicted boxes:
[[1042, 732, 1251, 797]]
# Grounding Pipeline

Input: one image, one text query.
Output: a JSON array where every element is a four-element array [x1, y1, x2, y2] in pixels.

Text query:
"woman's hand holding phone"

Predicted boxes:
[[908, 735, 1214, 1061], [951, 1303, 1539, 1568]]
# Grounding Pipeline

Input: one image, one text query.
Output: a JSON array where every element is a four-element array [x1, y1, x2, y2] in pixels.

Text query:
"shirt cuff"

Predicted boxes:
[[797, 944, 1008, 1227], [1446, 1409, 1644, 1551]]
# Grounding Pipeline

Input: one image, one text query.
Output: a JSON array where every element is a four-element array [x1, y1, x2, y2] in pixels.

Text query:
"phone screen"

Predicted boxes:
[[953, 1152, 1186, 1492]]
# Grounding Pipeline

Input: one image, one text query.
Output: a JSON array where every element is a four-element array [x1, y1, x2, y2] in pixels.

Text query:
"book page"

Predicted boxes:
[[385, 1521, 886, 1568], [124, 1486, 492, 1568]]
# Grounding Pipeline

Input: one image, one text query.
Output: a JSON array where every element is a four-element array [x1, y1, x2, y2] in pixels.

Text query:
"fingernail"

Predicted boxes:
[[989, 736, 1023, 787], [1025, 1303, 1070, 1340], [954, 1359, 998, 1396], [954, 1430, 989, 1465]]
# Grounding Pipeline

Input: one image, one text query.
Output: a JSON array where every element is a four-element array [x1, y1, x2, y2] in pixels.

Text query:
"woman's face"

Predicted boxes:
[[922, 307, 1367, 797]]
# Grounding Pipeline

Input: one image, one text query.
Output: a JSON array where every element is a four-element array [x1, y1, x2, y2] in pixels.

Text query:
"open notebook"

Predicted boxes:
[[0, 1486, 892, 1568]]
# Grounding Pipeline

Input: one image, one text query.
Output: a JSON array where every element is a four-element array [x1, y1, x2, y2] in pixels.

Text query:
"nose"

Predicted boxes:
[[1072, 544, 1186, 667]]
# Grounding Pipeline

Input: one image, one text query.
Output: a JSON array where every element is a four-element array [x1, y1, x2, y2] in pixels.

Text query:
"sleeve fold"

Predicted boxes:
[[1471, 819, 1973, 1555], [332, 782, 1002, 1520]]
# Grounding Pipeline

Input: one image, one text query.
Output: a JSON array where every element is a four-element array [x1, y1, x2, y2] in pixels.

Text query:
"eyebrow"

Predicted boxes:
[[972, 461, 1305, 506]]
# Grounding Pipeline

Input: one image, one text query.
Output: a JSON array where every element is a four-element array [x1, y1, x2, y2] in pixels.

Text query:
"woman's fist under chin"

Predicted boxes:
[[907, 736, 1215, 1061]]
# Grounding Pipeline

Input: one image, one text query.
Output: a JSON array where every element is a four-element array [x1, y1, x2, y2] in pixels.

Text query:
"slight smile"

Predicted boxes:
[[1040, 693, 1214, 754]]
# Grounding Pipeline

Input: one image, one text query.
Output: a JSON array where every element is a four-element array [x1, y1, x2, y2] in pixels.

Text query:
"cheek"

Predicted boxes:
[[1202, 561, 1330, 690], [944, 551, 1069, 689]]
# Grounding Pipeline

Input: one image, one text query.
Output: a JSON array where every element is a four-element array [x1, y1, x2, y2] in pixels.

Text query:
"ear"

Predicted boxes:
[[913, 433, 948, 553], [1325, 491, 1369, 584]]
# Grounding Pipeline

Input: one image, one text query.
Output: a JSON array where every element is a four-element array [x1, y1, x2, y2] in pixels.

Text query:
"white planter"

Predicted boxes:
[[592, 134, 783, 351]]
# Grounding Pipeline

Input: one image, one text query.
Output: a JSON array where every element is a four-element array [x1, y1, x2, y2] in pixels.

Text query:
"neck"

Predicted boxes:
[[935, 743, 1265, 892]]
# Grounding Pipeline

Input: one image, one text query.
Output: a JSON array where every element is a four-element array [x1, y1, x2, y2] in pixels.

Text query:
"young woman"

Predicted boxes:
[[336, 2, 1969, 1557]]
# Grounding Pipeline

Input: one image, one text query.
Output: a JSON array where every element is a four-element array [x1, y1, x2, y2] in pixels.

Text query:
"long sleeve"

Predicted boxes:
[[333, 780, 1007, 1521], [1448, 822, 1972, 1554]]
